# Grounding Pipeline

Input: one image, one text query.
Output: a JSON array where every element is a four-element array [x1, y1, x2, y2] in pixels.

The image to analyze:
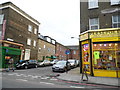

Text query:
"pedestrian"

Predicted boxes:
[[5, 57, 10, 72], [81, 65, 88, 81], [8, 57, 14, 72], [65, 60, 69, 73]]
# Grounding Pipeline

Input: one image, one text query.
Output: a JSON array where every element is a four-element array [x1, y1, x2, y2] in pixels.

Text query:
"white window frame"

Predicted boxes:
[[111, 0, 120, 5], [89, 18, 99, 30], [34, 28, 37, 34], [88, 0, 98, 9], [112, 15, 120, 28], [27, 38, 31, 45], [28, 25, 32, 32], [33, 40, 36, 47]]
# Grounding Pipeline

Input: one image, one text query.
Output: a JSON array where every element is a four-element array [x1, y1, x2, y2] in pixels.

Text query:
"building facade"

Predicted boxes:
[[0, 2, 40, 65], [55, 42, 70, 60], [38, 34, 56, 61], [66, 45, 79, 60], [80, 0, 120, 77]]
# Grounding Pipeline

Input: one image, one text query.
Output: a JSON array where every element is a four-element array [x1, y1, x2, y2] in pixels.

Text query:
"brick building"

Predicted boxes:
[[0, 2, 40, 62], [66, 45, 79, 60], [55, 42, 70, 60], [38, 34, 56, 61]]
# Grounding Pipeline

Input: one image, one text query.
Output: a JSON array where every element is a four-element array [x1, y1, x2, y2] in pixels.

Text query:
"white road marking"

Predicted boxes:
[[40, 82, 54, 85], [16, 79, 28, 82], [70, 86, 85, 88], [7, 74, 15, 75], [41, 77, 50, 79], [50, 78, 57, 81]]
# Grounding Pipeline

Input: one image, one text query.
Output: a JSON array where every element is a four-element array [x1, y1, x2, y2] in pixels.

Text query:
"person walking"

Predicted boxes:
[[81, 66, 88, 81], [8, 57, 14, 72]]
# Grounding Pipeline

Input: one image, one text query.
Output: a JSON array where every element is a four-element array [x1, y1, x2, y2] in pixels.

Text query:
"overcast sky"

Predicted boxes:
[[0, 0, 80, 46]]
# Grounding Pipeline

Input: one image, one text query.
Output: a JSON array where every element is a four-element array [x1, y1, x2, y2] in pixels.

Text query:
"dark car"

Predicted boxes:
[[16, 60, 38, 69], [52, 60, 71, 72]]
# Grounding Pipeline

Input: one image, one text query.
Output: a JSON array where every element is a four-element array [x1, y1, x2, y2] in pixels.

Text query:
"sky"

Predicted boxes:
[[0, 0, 80, 46]]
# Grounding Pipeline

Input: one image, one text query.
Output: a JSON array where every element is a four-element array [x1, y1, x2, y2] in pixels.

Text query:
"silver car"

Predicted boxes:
[[52, 60, 71, 72], [38, 60, 51, 66]]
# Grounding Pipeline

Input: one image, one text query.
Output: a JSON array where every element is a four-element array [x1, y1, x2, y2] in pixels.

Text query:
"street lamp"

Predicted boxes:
[[71, 36, 82, 74]]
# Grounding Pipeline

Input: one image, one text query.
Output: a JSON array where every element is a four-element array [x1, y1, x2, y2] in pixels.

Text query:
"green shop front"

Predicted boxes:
[[0, 40, 23, 68]]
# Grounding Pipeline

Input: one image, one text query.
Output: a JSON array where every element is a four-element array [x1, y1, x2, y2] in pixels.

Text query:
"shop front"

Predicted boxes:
[[80, 28, 120, 78], [0, 40, 23, 68]]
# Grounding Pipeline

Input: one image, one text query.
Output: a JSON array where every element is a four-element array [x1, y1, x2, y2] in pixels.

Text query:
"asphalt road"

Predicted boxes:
[[1, 66, 119, 89]]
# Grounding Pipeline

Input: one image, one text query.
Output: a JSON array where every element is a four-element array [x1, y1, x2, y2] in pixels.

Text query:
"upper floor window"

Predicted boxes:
[[28, 25, 32, 32], [34, 28, 37, 34], [27, 38, 31, 45], [33, 40, 36, 47], [73, 50, 76, 55], [89, 18, 99, 30], [111, 0, 120, 5], [112, 15, 120, 28], [88, 0, 98, 9]]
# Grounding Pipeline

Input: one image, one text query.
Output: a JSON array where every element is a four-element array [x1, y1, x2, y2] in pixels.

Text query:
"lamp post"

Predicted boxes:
[[71, 36, 82, 74]]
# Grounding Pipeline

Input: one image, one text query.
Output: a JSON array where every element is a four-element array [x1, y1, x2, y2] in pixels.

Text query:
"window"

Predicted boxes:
[[33, 40, 36, 47], [89, 18, 99, 30], [111, 0, 120, 5], [73, 50, 76, 55], [28, 25, 32, 32], [34, 28, 37, 34], [44, 45, 46, 48], [88, 0, 98, 9], [112, 15, 120, 28], [27, 38, 31, 45]]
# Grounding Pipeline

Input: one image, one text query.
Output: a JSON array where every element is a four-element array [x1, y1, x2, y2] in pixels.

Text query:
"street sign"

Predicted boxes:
[[65, 50, 70, 55]]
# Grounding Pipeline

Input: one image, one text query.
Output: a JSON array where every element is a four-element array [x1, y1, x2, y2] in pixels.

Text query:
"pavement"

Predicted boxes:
[[56, 67, 120, 87]]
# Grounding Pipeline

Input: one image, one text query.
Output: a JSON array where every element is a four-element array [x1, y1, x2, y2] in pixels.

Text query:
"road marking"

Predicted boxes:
[[50, 78, 58, 81], [16, 79, 28, 82], [70, 86, 85, 88], [41, 77, 50, 79], [7, 74, 15, 75], [40, 82, 54, 85]]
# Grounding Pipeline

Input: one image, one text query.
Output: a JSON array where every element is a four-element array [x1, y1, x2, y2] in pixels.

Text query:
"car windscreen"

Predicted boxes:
[[68, 60, 74, 63], [56, 61, 66, 65], [17, 60, 26, 64]]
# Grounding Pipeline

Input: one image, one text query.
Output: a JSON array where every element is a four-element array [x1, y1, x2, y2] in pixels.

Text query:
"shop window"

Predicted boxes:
[[93, 43, 119, 70], [89, 18, 99, 30], [88, 0, 98, 9], [112, 15, 120, 28]]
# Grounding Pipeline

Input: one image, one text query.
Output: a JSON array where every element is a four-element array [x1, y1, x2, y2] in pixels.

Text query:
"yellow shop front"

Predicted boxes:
[[80, 28, 120, 78]]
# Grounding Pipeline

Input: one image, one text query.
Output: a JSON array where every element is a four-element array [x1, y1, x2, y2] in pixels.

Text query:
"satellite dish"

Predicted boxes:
[[101, 8, 120, 14]]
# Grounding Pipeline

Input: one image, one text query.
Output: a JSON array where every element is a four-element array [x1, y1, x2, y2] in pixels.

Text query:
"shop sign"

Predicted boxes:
[[80, 33, 89, 41], [90, 30, 118, 38]]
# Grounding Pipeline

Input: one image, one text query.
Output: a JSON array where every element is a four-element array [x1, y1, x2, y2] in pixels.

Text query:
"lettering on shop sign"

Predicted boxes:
[[90, 30, 118, 38], [80, 33, 89, 41]]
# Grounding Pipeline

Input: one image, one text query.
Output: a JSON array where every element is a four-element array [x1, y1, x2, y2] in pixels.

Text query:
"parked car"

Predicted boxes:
[[38, 60, 51, 66], [50, 59, 59, 65], [68, 59, 77, 68], [52, 60, 71, 72], [16, 60, 38, 69]]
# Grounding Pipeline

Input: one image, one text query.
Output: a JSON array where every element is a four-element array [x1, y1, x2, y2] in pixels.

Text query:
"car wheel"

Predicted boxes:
[[25, 66, 28, 69]]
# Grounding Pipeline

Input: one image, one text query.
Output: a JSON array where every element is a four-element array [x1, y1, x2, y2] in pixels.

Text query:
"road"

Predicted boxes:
[[1, 66, 119, 89]]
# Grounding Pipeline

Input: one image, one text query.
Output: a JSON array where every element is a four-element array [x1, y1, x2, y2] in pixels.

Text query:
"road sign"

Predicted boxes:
[[65, 50, 70, 55]]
